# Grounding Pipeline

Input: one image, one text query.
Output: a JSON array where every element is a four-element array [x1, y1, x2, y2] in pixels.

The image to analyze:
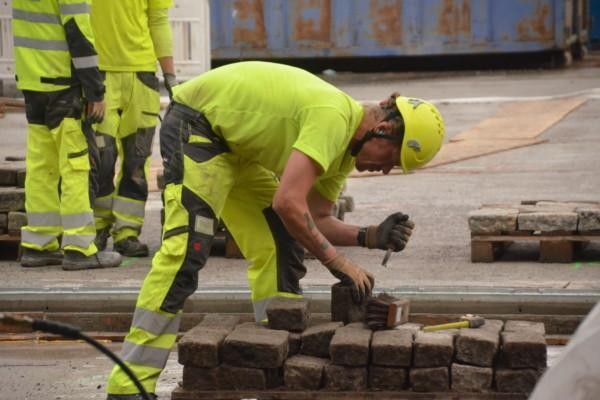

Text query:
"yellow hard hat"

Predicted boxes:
[[395, 96, 445, 172]]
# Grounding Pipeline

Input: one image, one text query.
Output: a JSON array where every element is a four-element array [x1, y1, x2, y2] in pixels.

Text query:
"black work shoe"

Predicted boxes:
[[95, 226, 111, 251], [106, 394, 157, 400], [20, 248, 63, 267], [113, 236, 149, 257], [62, 250, 122, 271]]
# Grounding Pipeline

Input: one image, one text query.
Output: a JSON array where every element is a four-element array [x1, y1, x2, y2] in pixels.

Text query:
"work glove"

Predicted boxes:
[[361, 212, 415, 252], [324, 254, 374, 304], [163, 73, 178, 99], [86, 99, 105, 124]]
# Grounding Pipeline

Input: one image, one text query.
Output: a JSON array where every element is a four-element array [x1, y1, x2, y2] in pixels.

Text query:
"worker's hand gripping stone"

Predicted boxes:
[[364, 212, 415, 252], [324, 254, 374, 304]]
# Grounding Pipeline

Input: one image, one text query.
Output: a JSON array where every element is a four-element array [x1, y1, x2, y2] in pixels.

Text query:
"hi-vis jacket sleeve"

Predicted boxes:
[[59, 0, 104, 101], [148, 5, 174, 59]]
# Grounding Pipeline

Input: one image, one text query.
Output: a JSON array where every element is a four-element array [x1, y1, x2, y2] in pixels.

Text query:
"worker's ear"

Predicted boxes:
[[373, 121, 393, 137]]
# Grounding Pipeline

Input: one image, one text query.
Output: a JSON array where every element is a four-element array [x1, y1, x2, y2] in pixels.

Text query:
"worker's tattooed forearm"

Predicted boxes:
[[304, 212, 316, 230], [303, 212, 331, 251]]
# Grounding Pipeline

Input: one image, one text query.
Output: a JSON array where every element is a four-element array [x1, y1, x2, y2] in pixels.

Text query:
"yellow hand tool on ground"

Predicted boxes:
[[422, 314, 485, 332]]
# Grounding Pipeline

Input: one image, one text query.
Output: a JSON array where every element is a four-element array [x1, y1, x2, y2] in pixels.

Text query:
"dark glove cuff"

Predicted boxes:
[[357, 227, 367, 247]]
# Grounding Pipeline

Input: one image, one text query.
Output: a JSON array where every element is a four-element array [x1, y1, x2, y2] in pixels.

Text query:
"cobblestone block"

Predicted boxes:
[[178, 315, 241, 368], [451, 363, 492, 392], [7, 211, 27, 233], [369, 366, 407, 390], [288, 332, 302, 356], [284, 355, 329, 390], [233, 321, 267, 331], [409, 367, 449, 392], [178, 328, 228, 368], [394, 322, 423, 337], [222, 328, 289, 368], [182, 364, 283, 391], [266, 297, 309, 332], [0, 187, 25, 212], [481, 319, 504, 333], [329, 324, 372, 366], [331, 282, 366, 324], [495, 368, 543, 394], [300, 321, 343, 358], [16, 168, 26, 188], [324, 364, 367, 391], [218, 364, 282, 390], [501, 331, 547, 368], [468, 208, 519, 233], [504, 320, 545, 335], [413, 331, 454, 367], [198, 314, 240, 332], [371, 329, 412, 367], [577, 207, 600, 231], [0, 213, 7, 233], [517, 212, 578, 231], [0, 166, 17, 186], [181, 366, 219, 390], [455, 328, 499, 367]]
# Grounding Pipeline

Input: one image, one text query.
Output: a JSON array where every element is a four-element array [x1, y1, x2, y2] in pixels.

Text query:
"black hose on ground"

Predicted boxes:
[[0, 314, 152, 400]]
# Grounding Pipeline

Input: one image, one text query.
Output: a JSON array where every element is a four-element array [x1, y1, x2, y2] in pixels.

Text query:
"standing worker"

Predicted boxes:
[[14, 0, 122, 270], [90, 0, 177, 257], [106, 61, 444, 399]]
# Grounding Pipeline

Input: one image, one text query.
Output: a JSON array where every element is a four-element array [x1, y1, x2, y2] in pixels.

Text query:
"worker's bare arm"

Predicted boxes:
[[273, 150, 337, 262], [307, 189, 360, 246]]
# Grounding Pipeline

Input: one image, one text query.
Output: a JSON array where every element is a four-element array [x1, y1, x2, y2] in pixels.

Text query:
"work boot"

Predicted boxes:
[[106, 394, 157, 400], [20, 248, 63, 267], [114, 236, 149, 257], [95, 226, 111, 251], [62, 250, 122, 271]]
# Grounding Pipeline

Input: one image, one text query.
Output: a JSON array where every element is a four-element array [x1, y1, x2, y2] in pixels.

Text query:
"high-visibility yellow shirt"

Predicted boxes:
[[91, 0, 172, 72], [173, 61, 363, 202]]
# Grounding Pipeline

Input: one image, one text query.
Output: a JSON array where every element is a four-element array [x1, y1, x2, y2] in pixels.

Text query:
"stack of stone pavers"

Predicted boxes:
[[0, 158, 27, 246], [173, 297, 548, 398], [469, 200, 600, 262]]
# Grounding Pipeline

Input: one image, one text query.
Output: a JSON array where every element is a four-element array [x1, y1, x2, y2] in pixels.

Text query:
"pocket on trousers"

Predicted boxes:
[[67, 151, 90, 171], [161, 185, 189, 256], [162, 228, 187, 257]]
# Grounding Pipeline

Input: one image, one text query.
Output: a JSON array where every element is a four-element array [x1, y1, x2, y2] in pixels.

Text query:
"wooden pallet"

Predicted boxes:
[[172, 388, 526, 400], [471, 231, 600, 263]]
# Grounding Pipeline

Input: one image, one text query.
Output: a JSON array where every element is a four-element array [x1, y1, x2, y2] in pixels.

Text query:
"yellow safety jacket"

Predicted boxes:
[[13, 0, 104, 99]]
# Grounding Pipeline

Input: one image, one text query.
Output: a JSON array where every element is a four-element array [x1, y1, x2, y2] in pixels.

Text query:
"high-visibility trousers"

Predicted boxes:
[[106, 103, 307, 395], [93, 71, 160, 242], [20, 87, 97, 255]]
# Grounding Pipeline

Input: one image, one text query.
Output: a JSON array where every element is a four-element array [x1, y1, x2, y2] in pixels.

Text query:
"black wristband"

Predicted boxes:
[[357, 227, 367, 247]]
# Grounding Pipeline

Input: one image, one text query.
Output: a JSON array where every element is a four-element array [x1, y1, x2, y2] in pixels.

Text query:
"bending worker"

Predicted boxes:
[[91, 0, 177, 257], [106, 61, 444, 399], [14, 0, 122, 270]]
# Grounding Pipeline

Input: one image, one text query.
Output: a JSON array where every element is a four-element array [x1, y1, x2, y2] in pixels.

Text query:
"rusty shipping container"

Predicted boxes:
[[209, 0, 588, 60]]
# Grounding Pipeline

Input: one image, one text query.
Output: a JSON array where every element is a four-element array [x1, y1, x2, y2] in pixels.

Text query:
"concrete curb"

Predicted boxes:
[[1, 286, 597, 315]]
